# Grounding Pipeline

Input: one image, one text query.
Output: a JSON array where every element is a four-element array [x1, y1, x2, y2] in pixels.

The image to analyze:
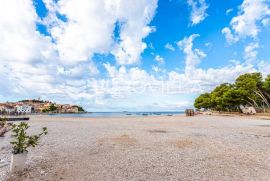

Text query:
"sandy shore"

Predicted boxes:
[[1, 115, 270, 180]]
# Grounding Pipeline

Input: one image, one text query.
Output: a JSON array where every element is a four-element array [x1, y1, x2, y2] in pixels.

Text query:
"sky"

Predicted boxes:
[[0, 0, 270, 111]]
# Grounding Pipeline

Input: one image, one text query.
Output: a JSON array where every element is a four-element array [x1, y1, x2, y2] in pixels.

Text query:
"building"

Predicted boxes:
[[4, 105, 15, 114], [15, 105, 32, 114], [0, 100, 84, 114], [0, 106, 5, 113]]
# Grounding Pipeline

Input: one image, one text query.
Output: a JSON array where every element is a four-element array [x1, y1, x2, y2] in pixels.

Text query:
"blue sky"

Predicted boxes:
[[0, 0, 270, 111]]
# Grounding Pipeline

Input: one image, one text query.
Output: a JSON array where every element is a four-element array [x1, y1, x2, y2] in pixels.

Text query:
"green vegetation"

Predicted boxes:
[[19, 99, 48, 103], [194, 73, 270, 112], [10, 122, 48, 154], [42, 104, 57, 113], [49, 104, 57, 111], [75, 106, 85, 112], [0, 117, 7, 127]]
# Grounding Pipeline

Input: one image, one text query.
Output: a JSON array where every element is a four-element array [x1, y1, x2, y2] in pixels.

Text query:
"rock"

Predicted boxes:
[[240, 105, 256, 115]]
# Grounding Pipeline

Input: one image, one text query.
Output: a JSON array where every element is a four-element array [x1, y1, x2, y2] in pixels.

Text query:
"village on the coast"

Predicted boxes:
[[0, 99, 85, 115]]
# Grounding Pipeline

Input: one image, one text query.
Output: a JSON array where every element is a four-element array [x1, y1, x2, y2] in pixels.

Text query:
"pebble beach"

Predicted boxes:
[[1, 114, 270, 180]]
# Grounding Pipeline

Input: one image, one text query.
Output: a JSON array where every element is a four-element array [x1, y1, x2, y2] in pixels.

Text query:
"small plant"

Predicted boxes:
[[0, 117, 10, 137], [0, 117, 7, 127], [10, 122, 48, 154]]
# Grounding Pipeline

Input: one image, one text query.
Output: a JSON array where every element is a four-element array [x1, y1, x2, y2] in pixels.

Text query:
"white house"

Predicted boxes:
[[15, 105, 32, 114]]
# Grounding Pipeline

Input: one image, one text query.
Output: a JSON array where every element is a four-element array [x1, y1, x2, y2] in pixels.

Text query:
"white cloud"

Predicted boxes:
[[165, 43, 175, 51], [226, 8, 233, 16], [221, 27, 239, 44], [258, 61, 270, 77], [43, 0, 158, 65], [262, 18, 270, 26], [86, 35, 266, 110], [105, 0, 158, 65], [0, 0, 56, 63], [244, 42, 259, 63], [0, 0, 159, 109], [155, 55, 165, 64], [57, 62, 99, 78], [187, 0, 209, 25], [167, 34, 260, 93], [222, 0, 270, 43], [177, 34, 206, 72]]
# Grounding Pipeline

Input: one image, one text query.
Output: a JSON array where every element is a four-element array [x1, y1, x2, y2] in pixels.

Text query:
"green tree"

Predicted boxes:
[[76, 106, 85, 112], [263, 75, 270, 100], [235, 73, 268, 107], [194, 93, 212, 109], [194, 72, 270, 111], [210, 83, 233, 111], [49, 104, 57, 111]]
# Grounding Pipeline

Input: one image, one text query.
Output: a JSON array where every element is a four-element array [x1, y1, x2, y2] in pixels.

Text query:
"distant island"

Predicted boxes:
[[0, 99, 86, 115], [194, 72, 270, 113]]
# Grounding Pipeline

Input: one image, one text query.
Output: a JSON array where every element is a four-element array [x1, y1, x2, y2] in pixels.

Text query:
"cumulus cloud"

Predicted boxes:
[[1, 0, 270, 111], [222, 0, 270, 43], [0, 0, 56, 63], [43, 0, 158, 65], [177, 34, 206, 72], [111, 0, 158, 65], [85, 34, 268, 110], [187, 0, 209, 25], [0, 0, 158, 108], [221, 27, 239, 44]]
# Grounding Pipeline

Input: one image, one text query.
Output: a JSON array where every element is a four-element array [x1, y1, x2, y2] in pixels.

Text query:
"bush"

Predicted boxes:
[[0, 117, 7, 127], [10, 122, 48, 154]]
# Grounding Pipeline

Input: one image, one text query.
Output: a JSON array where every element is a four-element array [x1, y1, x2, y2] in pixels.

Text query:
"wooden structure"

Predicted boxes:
[[185, 109, 195, 116]]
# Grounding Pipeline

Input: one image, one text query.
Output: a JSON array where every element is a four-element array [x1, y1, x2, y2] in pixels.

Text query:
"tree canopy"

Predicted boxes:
[[194, 73, 270, 112]]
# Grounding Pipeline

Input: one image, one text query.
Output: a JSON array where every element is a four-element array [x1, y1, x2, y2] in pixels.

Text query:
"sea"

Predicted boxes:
[[49, 111, 184, 118]]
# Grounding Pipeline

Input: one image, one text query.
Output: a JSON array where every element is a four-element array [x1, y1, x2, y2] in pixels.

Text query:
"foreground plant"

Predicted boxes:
[[10, 122, 48, 172]]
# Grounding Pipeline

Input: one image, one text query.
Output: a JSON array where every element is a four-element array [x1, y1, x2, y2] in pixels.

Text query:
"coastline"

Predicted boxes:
[[1, 114, 270, 180]]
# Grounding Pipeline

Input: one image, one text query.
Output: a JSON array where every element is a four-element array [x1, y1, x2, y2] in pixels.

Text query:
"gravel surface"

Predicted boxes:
[[1, 115, 270, 181]]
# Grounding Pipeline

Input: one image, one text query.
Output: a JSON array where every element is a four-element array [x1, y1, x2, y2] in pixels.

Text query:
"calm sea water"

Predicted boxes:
[[49, 112, 184, 118]]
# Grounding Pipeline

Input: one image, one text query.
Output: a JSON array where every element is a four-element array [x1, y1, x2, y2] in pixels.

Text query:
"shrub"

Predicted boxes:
[[0, 117, 7, 127], [10, 122, 48, 154]]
